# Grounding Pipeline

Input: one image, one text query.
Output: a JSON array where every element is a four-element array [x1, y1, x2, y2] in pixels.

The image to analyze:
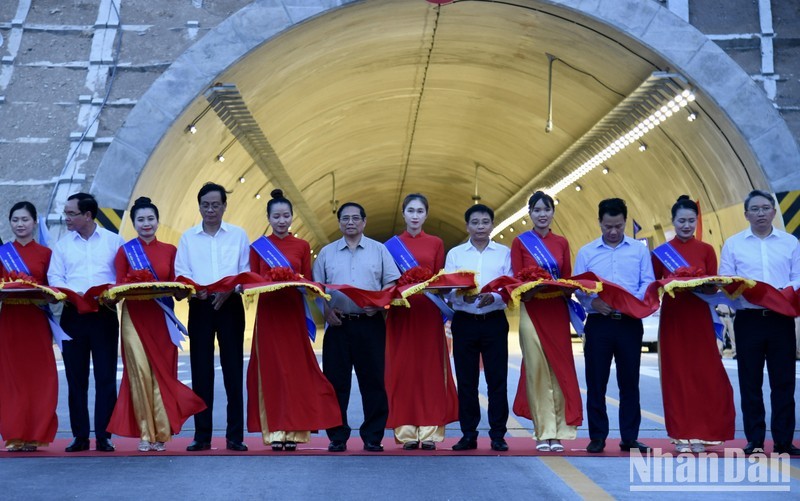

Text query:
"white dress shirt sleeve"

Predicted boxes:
[[47, 241, 68, 289], [174, 231, 192, 279], [237, 229, 251, 274]]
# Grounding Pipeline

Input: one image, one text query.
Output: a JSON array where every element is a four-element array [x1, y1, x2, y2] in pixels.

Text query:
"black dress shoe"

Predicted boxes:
[[186, 440, 211, 452], [226, 440, 248, 452], [363, 442, 384, 452], [284, 441, 297, 452], [328, 441, 347, 452], [271, 441, 284, 451], [773, 443, 800, 455], [586, 439, 605, 453], [619, 440, 650, 453], [452, 438, 478, 451], [95, 438, 115, 452], [65, 438, 90, 453], [490, 439, 509, 452], [742, 442, 764, 454]]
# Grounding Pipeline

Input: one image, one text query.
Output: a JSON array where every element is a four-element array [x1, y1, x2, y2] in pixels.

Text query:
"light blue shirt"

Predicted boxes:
[[574, 235, 655, 314]]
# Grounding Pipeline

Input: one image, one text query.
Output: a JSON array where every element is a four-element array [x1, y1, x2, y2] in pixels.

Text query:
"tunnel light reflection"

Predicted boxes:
[[491, 74, 695, 238]]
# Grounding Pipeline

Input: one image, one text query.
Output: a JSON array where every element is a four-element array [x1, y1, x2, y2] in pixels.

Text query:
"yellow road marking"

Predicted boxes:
[[540, 457, 615, 500]]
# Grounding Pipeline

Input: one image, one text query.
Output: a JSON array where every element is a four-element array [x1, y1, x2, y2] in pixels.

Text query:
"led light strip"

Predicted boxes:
[[490, 73, 695, 238]]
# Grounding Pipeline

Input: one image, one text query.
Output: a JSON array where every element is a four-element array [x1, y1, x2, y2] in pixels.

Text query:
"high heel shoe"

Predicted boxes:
[[421, 441, 436, 450], [402, 441, 420, 450]]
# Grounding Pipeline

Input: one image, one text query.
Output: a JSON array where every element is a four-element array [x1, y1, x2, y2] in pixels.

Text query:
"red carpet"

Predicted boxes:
[[0, 437, 759, 458]]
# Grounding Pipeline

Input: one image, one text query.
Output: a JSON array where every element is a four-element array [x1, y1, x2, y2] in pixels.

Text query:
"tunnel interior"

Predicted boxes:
[[123, 0, 770, 259]]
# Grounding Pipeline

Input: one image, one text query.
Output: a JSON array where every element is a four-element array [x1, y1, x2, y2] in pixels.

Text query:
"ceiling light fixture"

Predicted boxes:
[[602, 166, 610, 174], [545, 53, 557, 134], [638, 141, 647, 152], [185, 103, 212, 134], [575, 184, 582, 192], [216, 137, 236, 163], [686, 107, 698, 122], [491, 72, 696, 237], [205, 83, 329, 246]]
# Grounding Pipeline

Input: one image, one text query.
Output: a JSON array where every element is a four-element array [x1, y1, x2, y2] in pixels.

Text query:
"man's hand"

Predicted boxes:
[[326, 308, 343, 326], [195, 289, 208, 300], [211, 290, 233, 310], [475, 293, 495, 309], [174, 289, 191, 301], [590, 297, 613, 315]]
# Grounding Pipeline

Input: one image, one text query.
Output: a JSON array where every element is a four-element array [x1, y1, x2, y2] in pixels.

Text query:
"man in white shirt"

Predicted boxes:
[[719, 189, 800, 456], [48, 193, 124, 453], [445, 204, 512, 452], [175, 182, 250, 452]]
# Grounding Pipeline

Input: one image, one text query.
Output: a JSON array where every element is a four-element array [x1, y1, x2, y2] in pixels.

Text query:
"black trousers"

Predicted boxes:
[[451, 310, 509, 441], [322, 314, 388, 444], [187, 295, 245, 443], [61, 303, 119, 440], [735, 309, 796, 446], [584, 314, 643, 442]]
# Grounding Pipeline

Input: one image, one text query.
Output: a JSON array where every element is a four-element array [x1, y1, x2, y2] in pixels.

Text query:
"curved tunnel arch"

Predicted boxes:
[[91, 0, 799, 254]]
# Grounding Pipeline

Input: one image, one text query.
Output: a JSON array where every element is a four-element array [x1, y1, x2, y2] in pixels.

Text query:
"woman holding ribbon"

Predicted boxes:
[[0, 202, 58, 452], [384, 193, 458, 450], [107, 197, 206, 452], [511, 191, 582, 452], [651, 195, 734, 453], [246, 189, 340, 451]]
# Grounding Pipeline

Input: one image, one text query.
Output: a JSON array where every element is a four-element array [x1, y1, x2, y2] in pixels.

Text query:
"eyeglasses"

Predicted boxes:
[[747, 206, 773, 215], [200, 203, 224, 211], [339, 216, 363, 223], [63, 211, 84, 218]]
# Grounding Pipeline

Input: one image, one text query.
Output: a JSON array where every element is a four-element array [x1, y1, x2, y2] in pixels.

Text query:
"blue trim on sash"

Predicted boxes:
[[653, 241, 723, 341], [652, 242, 690, 273], [251, 236, 317, 341], [384, 236, 418, 272], [0, 242, 32, 275], [0, 242, 71, 350], [517, 231, 560, 279], [517, 231, 586, 334], [123, 238, 187, 348], [385, 236, 454, 321]]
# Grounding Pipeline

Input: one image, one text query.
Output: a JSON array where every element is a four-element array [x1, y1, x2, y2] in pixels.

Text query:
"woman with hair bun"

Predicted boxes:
[[651, 195, 735, 453], [246, 189, 340, 451], [0, 202, 58, 452], [108, 197, 206, 452]]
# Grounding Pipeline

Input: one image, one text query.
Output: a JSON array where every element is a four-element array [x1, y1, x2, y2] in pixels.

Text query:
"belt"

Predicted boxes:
[[588, 312, 630, 321], [454, 310, 505, 321], [339, 312, 373, 321], [739, 308, 776, 317]]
